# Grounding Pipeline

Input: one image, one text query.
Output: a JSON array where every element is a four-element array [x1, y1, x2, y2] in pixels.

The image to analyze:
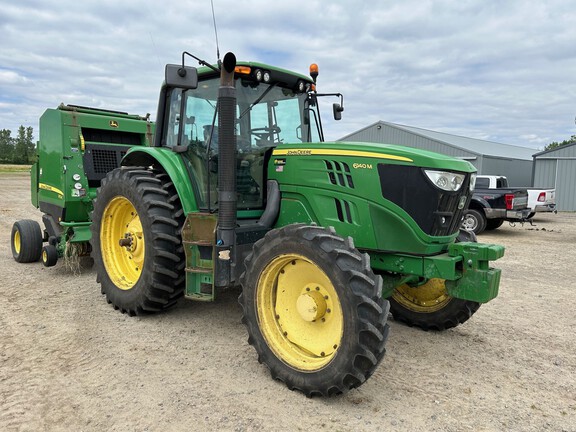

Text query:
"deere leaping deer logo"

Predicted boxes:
[[110, 120, 119, 128]]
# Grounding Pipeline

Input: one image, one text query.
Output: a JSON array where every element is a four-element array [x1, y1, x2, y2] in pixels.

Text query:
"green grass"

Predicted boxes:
[[0, 164, 32, 173]]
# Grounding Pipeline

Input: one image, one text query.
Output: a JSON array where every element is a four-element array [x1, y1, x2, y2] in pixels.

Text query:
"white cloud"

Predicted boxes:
[[0, 69, 30, 85], [0, 0, 575, 148]]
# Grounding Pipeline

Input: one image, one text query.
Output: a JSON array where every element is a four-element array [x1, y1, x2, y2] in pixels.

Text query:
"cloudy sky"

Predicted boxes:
[[1, 0, 575, 149]]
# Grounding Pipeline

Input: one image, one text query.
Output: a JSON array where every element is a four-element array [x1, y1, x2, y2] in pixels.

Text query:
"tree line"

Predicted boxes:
[[0, 126, 36, 164], [544, 135, 576, 151]]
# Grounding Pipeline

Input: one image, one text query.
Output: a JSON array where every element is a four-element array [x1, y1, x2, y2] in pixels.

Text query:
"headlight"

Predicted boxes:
[[296, 80, 306, 93], [254, 69, 263, 82], [469, 173, 477, 192], [424, 170, 465, 192]]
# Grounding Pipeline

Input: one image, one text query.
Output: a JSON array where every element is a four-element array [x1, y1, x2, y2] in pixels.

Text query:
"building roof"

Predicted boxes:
[[532, 141, 576, 157], [340, 121, 537, 161]]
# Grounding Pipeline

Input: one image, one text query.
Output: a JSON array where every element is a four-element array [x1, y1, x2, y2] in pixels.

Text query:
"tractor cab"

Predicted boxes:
[[155, 62, 325, 215]]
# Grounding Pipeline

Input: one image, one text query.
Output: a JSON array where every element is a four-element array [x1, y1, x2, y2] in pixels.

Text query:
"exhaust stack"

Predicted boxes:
[[215, 52, 237, 285]]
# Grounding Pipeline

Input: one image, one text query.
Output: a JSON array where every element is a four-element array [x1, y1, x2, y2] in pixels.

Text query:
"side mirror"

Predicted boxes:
[[165, 64, 198, 89], [333, 103, 344, 121]]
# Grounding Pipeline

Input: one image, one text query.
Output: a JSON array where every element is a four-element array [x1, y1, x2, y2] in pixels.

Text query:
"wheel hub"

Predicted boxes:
[[14, 230, 21, 254], [462, 214, 477, 230], [296, 289, 327, 322]]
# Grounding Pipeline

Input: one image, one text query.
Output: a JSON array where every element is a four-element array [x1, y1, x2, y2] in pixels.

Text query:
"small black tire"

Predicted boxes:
[[239, 224, 390, 396], [485, 218, 504, 231], [11, 219, 43, 263], [90, 167, 185, 316], [41, 244, 58, 267], [461, 209, 486, 234]]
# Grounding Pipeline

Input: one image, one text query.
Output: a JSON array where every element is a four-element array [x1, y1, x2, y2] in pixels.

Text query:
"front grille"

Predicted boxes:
[[378, 164, 470, 236]]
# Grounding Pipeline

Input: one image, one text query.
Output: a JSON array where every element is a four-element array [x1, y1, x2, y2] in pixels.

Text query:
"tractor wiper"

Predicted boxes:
[[239, 83, 277, 119]]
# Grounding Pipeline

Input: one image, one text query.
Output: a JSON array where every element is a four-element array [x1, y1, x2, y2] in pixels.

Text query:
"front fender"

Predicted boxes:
[[122, 147, 199, 214]]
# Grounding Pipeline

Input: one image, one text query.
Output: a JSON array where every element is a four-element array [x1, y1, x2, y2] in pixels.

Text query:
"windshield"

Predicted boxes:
[[163, 77, 320, 210], [164, 77, 319, 150]]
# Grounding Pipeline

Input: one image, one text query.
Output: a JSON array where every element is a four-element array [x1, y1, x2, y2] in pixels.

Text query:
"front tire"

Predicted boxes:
[[388, 230, 481, 331], [90, 167, 185, 316], [389, 279, 480, 331], [239, 224, 390, 396]]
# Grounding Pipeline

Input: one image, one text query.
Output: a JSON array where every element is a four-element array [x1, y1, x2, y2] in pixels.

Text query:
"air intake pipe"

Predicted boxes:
[[215, 52, 237, 284]]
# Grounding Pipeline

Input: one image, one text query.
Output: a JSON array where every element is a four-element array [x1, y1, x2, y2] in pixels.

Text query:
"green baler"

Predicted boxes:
[[11, 52, 504, 396], [16, 104, 153, 265]]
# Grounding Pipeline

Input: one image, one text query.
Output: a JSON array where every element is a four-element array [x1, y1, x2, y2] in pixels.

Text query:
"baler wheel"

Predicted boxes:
[[91, 168, 185, 316], [239, 224, 390, 396], [41, 244, 58, 267], [11, 219, 43, 263]]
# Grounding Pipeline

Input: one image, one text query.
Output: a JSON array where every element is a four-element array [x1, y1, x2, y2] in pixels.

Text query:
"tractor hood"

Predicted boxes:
[[272, 141, 476, 173]]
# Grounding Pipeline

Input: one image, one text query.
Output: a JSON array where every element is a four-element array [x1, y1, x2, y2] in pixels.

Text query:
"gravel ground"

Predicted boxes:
[[1, 172, 575, 432]]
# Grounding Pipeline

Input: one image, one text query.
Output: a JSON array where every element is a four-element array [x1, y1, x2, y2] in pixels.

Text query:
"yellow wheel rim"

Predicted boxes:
[[257, 254, 343, 371], [14, 230, 21, 254], [393, 278, 452, 313], [100, 196, 145, 290]]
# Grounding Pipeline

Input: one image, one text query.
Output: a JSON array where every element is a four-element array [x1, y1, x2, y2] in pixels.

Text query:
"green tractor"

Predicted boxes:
[[12, 52, 504, 396]]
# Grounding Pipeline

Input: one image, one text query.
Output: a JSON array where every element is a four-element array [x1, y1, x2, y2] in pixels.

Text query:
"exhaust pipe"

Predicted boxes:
[[215, 52, 237, 285]]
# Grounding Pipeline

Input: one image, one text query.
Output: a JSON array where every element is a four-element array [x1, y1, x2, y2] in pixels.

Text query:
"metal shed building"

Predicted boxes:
[[339, 121, 536, 186], [532, 142, 576, 211]]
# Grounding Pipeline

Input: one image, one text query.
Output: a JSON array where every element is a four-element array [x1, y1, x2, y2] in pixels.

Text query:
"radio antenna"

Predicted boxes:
[[211, 0, 221, 63]]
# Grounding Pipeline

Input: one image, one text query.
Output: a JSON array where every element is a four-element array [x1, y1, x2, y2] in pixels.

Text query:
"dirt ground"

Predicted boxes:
[[1, 172, 575, 432]]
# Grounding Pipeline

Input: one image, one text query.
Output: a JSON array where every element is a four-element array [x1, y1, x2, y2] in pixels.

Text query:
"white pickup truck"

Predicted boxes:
[[476, 175, 556, 218]]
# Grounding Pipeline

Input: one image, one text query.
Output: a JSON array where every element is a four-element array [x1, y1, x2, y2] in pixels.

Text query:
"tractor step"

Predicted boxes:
[[182, 213, 217, 301]]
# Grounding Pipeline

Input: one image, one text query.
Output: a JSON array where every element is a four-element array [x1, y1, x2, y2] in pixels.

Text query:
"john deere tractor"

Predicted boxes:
[[12, 52, 504, 396]]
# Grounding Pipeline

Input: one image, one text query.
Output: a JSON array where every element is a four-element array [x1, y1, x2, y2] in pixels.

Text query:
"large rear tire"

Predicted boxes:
[[388, 229, 481, 331], [11, 219, 43, 263], [90, 167, 185, 316], [239, 224, 390, 396]]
